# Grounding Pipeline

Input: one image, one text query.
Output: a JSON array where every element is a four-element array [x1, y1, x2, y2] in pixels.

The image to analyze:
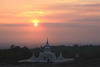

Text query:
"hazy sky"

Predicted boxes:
[[0, 0, 100, 47]]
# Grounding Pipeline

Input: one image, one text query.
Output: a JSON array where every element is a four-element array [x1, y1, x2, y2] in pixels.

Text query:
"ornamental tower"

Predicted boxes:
[[44, 38, 51, 53]]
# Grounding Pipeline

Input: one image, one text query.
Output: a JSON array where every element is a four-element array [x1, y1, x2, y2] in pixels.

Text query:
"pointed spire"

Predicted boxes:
[[30, 53, 35, 60], [46, 38, 49, 45], [32, 53, 35, 58], [58, 52, 64, 59], [45, 38, 49, 47]]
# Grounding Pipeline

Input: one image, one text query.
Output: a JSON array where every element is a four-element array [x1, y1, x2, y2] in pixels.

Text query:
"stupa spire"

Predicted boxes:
[[58, 52, 64, 59], [46, 38, 49, 45], [45, 38, 49, 47]]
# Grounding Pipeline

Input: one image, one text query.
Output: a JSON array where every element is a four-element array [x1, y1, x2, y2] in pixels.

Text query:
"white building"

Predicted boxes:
[[19, 39, 74, 63]]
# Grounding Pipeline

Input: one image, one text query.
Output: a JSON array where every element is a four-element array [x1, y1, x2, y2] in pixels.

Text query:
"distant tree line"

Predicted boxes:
[[0, 44, 100, 63], [0, 45, 32, 63]]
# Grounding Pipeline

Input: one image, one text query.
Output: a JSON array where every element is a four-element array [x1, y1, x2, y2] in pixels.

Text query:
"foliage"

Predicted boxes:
[[0, 44, 100, 63]]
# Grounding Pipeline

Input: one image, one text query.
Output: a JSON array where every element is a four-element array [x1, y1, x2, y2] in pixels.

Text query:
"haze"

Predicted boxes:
[[0, 0, 100, 48]]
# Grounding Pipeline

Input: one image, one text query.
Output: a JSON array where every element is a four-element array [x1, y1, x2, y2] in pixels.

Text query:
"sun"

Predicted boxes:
[[34, 23, 38, 26], [32, 19, 40, 27]]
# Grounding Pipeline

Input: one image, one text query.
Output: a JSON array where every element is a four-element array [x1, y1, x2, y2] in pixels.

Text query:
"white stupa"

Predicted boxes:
[[19, 39, 74, 63]]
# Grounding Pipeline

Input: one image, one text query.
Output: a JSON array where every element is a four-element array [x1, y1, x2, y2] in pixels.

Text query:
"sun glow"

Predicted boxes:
[[32, 19, 40, 27], [34, 23, 38, 26], [33, 19, 40, 23]]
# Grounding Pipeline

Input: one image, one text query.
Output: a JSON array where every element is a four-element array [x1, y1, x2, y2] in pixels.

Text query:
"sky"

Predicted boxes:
[[0, 0, 100, 48]]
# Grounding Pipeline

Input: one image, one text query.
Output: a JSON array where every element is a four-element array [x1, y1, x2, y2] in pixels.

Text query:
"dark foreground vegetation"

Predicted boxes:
[[0, 44, 100, 67]]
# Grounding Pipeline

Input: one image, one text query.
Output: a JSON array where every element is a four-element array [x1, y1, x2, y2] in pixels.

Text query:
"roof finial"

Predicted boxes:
[[46, 38, 48, 44], [45, 38, 49, 47]]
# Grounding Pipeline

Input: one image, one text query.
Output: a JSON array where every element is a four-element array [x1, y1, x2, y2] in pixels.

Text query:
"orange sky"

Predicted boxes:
[[0, 0, 100, 23], [0, 0, 100, 48]]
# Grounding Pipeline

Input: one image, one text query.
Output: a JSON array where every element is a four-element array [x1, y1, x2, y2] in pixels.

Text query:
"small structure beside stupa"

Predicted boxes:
[[19, 39, 74, 63]]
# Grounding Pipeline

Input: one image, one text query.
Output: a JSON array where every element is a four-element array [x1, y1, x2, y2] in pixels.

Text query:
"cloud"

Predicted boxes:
[[42, 23, 100, 29], [38, 2, 100, 23], [79, 3, 100, 7], [42, 3, 100, 10], [72, 16, 100, 22], [0, 22, 99, 29], [0, 23, 30, 27]]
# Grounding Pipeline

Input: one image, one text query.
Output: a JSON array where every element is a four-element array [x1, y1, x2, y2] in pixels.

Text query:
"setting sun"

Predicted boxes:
[[32, 19, 40, 27], [34, 23, 38, 26]]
